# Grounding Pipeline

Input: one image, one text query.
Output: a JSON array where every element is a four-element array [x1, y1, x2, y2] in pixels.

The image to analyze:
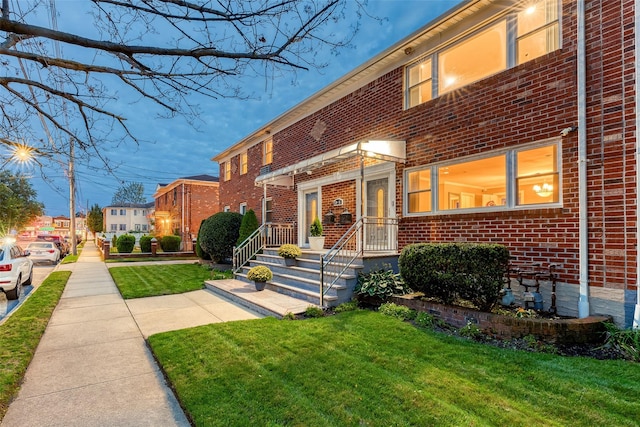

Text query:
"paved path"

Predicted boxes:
[[1, 240, 260, 426]]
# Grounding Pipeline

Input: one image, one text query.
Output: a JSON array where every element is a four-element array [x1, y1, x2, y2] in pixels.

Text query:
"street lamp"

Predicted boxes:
[[2, 138, 78, 256]]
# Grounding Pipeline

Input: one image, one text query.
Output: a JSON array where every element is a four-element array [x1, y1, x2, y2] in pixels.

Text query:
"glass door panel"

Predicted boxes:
[[304, 191, 318, 244], [365, 178, 388, 249]]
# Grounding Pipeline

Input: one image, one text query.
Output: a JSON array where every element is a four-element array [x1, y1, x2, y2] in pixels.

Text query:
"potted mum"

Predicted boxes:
[[308, 217, 325, 251], [246, 265, 272, 291], [278, 244, 302, 266]]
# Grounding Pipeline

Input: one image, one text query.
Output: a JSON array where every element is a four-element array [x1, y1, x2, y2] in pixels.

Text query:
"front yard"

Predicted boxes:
[[149, 310, 640, 427]]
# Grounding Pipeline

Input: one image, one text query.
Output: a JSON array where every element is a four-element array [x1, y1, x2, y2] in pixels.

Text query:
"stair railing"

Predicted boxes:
[[320, 217, 399, 306], [233, 223, 296, 275], [320, 218, 363, 307]]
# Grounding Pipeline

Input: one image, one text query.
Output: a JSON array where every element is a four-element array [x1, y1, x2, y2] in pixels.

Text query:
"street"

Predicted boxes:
[[0, 263, 56, 322]]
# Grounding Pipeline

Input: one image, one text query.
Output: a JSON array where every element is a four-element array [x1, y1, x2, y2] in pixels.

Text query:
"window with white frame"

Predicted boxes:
[[110, 209, 117, 215], [240, 152, 248, 175], [119, 224, 127, 231], [110, 224, 117, 231], [134, 210, 138, 216], [142, 225, 148, 231], [224, 161, 231, 181], [120, 209, 126, 215], [135, 224, 141, 231], [223, 205, 230, 212], [263, 139, 273, 165], [264, 198, 273, 223], [239, 202, 247, 215], [406, 0, 559, 108], [404, 141, 560, 215]]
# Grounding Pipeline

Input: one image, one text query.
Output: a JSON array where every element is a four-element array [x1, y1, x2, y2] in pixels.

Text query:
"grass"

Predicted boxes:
[[60, 243, 83, 264], [0, 271, 70, 419], [148, 310, 640, 427], [105, 256, 199, 263], [109, 263, 230, 299]]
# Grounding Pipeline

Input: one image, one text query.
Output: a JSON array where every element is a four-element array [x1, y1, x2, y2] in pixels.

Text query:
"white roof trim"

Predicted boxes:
[[255, 140, 405, 187]]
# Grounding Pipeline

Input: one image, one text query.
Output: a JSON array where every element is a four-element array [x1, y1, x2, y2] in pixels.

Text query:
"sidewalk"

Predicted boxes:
[[1, 241, 191, 427]]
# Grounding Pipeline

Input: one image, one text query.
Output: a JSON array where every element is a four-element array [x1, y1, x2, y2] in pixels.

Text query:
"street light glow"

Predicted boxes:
[[8, 142, 37, 166]]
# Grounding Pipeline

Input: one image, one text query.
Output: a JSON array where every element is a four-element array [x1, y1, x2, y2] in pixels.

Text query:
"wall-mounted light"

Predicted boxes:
[[324, 210, 335, 225], [340, 209, 352, 224], [533, 182, 553, 197]]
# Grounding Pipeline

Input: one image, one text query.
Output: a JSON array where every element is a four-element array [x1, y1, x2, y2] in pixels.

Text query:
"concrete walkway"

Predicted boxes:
[[1, 240, 260, 427]]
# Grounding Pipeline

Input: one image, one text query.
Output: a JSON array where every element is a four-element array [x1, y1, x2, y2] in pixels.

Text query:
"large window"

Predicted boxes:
[[405, 141, 560, 215], [406, 0, 559, 108]]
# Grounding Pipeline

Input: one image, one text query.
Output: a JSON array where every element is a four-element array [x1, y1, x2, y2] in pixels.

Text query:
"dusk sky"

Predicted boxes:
[[9, 1, 463, 216]]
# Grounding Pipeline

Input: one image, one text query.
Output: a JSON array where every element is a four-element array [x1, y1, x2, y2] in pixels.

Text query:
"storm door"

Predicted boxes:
[[303, 191, 319, 245], [365, 177, 389, 250]]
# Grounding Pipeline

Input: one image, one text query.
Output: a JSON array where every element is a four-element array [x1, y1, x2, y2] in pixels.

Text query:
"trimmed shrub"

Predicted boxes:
[[199, 211, 243, 263], [399, 243, 509, 311], [195, 220, 211, 260], [116, 234, 136, 253], [111, 234, 118, 248], [160, 235, 181, 252], [237, 209, 260, 246], [139, 235, 152, 253]]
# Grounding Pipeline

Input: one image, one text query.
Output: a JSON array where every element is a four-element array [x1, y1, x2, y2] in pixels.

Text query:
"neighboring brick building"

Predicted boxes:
[[153, 174, 220, 245], [213, 0, 640, 327]]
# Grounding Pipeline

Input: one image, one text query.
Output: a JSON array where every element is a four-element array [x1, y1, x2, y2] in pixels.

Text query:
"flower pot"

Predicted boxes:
[[284, 257, 296, 266], [253, 281, 267, 291], [308, 236, 325, 251]]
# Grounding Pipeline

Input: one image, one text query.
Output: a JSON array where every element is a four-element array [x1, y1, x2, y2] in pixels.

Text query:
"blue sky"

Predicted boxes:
[[18, 1, 463, 216]]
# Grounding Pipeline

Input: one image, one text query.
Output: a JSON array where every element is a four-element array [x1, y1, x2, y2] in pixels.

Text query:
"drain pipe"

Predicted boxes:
[[577, 0, 590, 318], [634, 0, 640, 328]]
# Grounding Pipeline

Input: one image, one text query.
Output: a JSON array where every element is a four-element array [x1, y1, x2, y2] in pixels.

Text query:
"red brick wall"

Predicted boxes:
[[155, 183, 220, 239], [217, 2, 636, 316]]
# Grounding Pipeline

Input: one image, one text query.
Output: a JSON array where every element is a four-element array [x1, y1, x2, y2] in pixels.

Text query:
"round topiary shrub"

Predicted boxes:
[[199, 212, 243, 263], [160, 235, 181, 252], [195, 220, 211, 260], [116, 234, 136, 253], [139, 235, 152, 253]]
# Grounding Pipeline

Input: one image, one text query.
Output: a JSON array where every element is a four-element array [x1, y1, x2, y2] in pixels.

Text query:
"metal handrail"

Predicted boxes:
[[320, 216, 399, 306], [232, 223, 296, 274]]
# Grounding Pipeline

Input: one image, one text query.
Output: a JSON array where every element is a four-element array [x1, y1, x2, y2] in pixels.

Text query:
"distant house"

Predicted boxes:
[[102, 203, 154, 235], [23, 215, 86, 239], [213, 0, 640, 326], [153, 174, 220, 244]]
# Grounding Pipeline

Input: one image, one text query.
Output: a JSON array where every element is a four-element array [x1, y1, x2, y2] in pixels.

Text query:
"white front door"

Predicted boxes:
[[364, 177, 389, 249], [303, 190, 319, 245]]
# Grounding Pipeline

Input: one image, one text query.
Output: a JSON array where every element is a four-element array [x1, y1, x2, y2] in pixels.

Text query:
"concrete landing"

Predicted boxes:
[[205, 279, 316, 318]]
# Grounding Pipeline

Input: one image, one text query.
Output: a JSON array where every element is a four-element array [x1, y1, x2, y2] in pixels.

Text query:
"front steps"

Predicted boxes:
[[233, 248, 362, 308]]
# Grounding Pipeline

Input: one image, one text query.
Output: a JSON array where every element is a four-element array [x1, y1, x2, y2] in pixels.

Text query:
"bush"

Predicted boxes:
[[139, 235, 152, 253], [199, 212, 243, 263], [304, 306, 324, 318], [111, 234, 118, 248], [160, 235, 181, 252], [237, 209, 260, 246], [247, 265, 272, 282], [334, 301, 359, 313], [603, 323, 640, 362], [310, 217, 323, 236], [116, 234, 135, 253], [278, 244, 302, 259], [378, 302, 416, 321], [354, 266, 412, 300], [399, 243, 509, 311], [195, 220, 211, 260]]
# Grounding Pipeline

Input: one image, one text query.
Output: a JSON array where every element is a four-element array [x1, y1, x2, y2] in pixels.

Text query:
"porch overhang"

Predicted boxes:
[[255, 139, 406, 188]]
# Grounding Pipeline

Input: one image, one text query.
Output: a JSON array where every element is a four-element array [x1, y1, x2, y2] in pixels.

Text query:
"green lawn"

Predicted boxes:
[[148, 310, 640, 427], [109, 263, 231, 299], [0, 271, 70, 419]]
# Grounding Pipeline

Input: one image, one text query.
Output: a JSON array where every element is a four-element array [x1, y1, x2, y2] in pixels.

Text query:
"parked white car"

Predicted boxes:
[[0, 238, 34, 300], [26, 241, 61, 265]]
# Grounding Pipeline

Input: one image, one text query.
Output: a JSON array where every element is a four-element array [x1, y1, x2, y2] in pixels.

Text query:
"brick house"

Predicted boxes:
[[213, 0, 639, 327], [153, 174, 220, 246]]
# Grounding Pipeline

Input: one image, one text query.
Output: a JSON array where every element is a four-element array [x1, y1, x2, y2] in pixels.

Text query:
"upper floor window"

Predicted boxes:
[[406, 0, 559, 108], [404, 141, 560, 215], [263, 139, 273, 165], [110, 209, 117, 215], [134, 210, 138, 216], [240, 152, 248, 175], [224, 161, 231, 181], [119, 209, 126, 215]]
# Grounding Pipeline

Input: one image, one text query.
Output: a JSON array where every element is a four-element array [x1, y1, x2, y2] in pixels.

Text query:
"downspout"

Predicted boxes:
[[577, 0, 590, 318], [634, 0, 640, 328]]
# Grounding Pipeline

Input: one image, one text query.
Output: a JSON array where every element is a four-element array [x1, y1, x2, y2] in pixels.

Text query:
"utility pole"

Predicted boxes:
[[68, 138, 77, 255]]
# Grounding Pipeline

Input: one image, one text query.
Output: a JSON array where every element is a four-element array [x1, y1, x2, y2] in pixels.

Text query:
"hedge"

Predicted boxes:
[[399, 243, 510, 311], [160, 235, 181, 252], [116, 234, 136, 253]]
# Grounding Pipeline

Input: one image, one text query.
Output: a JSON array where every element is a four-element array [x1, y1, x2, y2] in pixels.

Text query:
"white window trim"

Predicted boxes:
[[239, 202, 247, 215], [404, 0, 561, 110], [403, 139, 562, 217]]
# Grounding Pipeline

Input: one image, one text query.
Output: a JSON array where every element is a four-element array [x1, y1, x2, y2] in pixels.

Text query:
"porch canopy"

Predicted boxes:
[[255, 139, 406, 188]]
